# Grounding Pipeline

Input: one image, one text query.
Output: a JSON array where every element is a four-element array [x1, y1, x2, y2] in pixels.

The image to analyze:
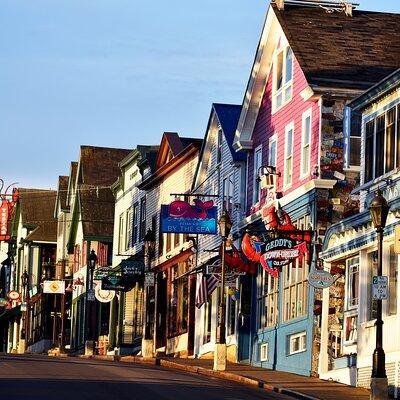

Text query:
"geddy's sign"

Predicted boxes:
[[160, 199, 217, 235]]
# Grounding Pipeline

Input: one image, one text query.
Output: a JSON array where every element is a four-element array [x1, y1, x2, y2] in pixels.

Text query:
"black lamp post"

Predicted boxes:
[[214, 209, 232, 371], [143, 229, 155, 341], [368, 189, 389, 398], [88, 250, 98, 291], [21, 270, 29, 344]]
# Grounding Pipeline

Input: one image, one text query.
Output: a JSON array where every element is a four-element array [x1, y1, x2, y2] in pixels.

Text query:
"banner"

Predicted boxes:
[[0, 187, 19, 241], [160, 199, 217, 235]]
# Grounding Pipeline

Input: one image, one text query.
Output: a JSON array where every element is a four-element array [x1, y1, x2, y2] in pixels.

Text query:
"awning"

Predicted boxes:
[[0, 305, 22, 321]]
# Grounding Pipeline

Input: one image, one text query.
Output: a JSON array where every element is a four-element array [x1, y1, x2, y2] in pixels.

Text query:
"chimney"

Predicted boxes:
[[275, 0, 285, 10], [344, 3, 353, 17]]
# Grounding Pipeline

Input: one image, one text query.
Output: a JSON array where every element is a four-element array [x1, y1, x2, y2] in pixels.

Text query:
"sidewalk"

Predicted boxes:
[[113, 356, 370, 400]]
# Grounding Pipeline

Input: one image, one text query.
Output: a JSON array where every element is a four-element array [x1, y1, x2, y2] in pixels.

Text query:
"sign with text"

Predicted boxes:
[[261, 237, 299, 268], [94, 267, 113, 280], [144, 272, 154, 287], [0, 188, 19, 241], [372, 276, 388, 300], [308, 270, 335, 289], [101, 276, 133, 292], [120, 259, 144, 277], [160, 199, 217, 235]]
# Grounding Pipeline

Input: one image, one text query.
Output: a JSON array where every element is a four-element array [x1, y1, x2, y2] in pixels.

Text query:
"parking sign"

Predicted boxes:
[[372, 276, 388, 300]]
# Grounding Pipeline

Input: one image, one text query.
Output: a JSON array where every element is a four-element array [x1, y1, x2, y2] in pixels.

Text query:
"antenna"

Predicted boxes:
[[280, 0, 359, 12]]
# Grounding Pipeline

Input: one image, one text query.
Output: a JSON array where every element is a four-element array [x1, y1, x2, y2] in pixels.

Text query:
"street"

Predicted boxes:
[[0, 354, 291, 400]]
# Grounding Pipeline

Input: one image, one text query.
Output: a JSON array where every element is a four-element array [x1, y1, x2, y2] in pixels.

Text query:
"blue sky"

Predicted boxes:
[[0, 0, 398, 189]]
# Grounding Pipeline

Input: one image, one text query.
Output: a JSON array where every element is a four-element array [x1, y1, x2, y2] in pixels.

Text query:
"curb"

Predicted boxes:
[[73, 354, 320, 400]]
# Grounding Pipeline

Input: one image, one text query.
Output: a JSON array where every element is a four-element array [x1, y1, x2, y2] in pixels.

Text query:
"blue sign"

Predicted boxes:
[[160, 199, 217, 235]]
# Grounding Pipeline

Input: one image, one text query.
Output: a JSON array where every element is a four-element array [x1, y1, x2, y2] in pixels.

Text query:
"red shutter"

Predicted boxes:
[[82, 240, 87, 267]]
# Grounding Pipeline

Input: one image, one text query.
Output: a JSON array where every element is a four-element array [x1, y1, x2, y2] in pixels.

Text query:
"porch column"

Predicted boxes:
[[319, 261, 331, 375]]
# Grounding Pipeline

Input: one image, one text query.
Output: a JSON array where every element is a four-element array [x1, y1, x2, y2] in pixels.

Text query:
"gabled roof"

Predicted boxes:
[[212, 103, 245, 161], [55, 176, 69, 215], [140, 133, 202, 191], [234, 2, 400, 150], [17, 189, 57, 243], [274, 4, 400, 90]]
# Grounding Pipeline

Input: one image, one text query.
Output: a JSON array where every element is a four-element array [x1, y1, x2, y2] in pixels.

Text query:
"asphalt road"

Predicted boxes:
[[0, 354, 292, 400]]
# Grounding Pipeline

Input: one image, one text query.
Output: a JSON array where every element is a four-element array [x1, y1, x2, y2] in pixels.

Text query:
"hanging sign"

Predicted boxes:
[[308, 270, 335, 289], [43, 280, 65, 294], [7, 290, 20, 301], [95, 285, 115, 303], [160, 199, 217, 235], [120, 259, 144, 277], [0, 298, 9, 306], [101, 276, 132, 292], [0, 187, 19, 241], [94, 267, 113, 280]]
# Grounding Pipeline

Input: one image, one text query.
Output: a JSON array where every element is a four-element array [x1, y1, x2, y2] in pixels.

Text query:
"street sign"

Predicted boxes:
[[43, 280, 65, 294], [20, 302, 27, 312], [145, 273, 154, 287], [87, 289, 95, 302], [372, 276, 388, 300]]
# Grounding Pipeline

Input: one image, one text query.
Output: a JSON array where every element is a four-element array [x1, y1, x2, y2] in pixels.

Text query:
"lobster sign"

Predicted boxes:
[[0, 183, 19, 241], [160, 199, 217, 235]]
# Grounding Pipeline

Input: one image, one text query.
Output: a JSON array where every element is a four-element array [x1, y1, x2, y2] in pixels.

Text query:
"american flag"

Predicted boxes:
[[195, 273, 218, 309]]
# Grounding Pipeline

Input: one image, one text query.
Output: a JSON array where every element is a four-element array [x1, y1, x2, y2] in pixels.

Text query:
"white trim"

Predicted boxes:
[[268, 133, 277, 167], [288, 331, 307, 355], [260, 342, 269, 361], [300, 108, 312, 179], [272, 45, 293, 114], [283, 121, 294, 189]]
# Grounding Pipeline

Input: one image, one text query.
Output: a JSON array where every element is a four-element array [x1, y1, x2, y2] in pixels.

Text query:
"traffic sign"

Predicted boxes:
[[372, 276, 388, 300], [87, 289, 95, 302]]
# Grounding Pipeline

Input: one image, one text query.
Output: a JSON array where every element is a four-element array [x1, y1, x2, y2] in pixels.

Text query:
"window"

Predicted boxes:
[[301, 109, 312, 177], [288, 331, 306, 355], [118, 213, 125, 254], [125, 207, 132, 251], [344, 314, 358, 343], [253, 146, 262, 204], [345, 256, 359, 310], [139, 197, 146, 241], [284, 123, 294, 187], [389, 244, 398, 315], [169, 262, 189, 336], [258, 267, 278, 328], [260, 343, 269, 362], [344, 107, 362, 168], [273, 46, 293, 111], [217, 128, 223, 164], [364, 106, 399, 183], [133, 202, 139, 244], [368, 250, 378, 320], [268, 135, 277, 167], [223, 174, 234, 214]]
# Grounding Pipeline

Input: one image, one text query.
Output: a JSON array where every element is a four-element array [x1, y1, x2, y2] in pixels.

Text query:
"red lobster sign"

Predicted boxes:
[[0, 181, 19, 241], [242, 205, 311, 278]]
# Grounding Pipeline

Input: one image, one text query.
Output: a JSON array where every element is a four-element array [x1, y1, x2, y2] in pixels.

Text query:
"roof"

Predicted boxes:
[[25, 221, 57, 243], [18, 189, 57, 227], [57, 176, 69, 212], [348, 68, 400, 111], [212, 103, 246, 161], [79, 146, 131, 186], [274, 4, 400, 90]]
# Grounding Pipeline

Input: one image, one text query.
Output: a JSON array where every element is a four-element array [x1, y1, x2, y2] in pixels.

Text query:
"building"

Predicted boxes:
[[191, 103, 249, 362], [139, 133, 202, 357], [67, 145, 131, 353], [108, 145, 158, 356], [319, 69, 400, 397], [233, 0, 400, 376]]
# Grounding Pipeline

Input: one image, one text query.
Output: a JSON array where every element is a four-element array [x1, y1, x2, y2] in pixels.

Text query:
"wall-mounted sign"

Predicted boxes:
[[7, 290, 20, 301], [160, 199, 217, 235], [43, 280, 65, 294], [308, 270, 335, 289], [95, 285, 115, 303], [0, 187, 19, 241], [144, 272, 154, 287], [87, 289, 95, 302]]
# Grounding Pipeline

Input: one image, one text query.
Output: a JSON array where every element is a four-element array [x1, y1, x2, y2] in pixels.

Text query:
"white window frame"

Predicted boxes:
[[125, 207, 133, 251], [268, 134, 277, 167], [223, 173, 234, 214], [300, 108, 312, 178], [344, 106, 362, 171], [284, 122, 294, 188], [253, 145, 263, 204], [288, 331, 306, 355], [345, 256, 359, 311], [260, 342, 269, 362], [118, 213, 125, 254], [272, 45, 293, 113]]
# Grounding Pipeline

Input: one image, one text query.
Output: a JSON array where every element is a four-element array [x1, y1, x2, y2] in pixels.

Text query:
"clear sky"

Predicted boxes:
[[1, 0, 398, 189]]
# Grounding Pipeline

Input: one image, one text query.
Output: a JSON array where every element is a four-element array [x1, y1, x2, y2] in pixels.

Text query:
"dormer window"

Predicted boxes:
[[273, 46, 293, 112]]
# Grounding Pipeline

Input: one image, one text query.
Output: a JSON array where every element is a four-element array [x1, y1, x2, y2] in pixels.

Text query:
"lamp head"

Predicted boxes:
[[218, 209, 233, 239], [88, 249, 98, 270], [368, 189, 389, 230]]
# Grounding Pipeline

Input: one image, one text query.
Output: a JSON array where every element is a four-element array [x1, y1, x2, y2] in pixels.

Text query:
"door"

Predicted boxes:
[[237, 275, 252, 363], [155, 272, 167, 349]]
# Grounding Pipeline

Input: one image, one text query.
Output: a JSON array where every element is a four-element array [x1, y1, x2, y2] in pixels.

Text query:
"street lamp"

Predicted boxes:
[[214, 209, 232, 371], [88, 250, 98, 290], [20, 269, 29, 352], [368, 189, 389, 400]]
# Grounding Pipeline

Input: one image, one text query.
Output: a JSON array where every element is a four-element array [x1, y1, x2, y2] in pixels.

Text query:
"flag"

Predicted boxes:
[[195, 273, 218, 308]]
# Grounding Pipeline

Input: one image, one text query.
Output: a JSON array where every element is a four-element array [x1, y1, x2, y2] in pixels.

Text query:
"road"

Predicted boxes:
[[0, 354, 292, 400]]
